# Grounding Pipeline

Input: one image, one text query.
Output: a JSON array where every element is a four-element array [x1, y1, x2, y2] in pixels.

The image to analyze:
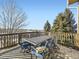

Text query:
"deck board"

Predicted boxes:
[[0, 47, 40, 59]]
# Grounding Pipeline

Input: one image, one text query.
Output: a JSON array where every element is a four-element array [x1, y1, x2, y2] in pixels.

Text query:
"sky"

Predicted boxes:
[[0, 0, 77, 30]]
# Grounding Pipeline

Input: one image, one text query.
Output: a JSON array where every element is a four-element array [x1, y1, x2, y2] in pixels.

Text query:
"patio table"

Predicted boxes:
[[21, 36, 52, 59], [22, 36, 51, 46]]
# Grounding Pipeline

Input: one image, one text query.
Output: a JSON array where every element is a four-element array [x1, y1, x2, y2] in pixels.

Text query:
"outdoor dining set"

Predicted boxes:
[[19, 36, 59, 59]]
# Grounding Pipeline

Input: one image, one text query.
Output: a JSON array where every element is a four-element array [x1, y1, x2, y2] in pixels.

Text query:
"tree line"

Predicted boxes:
[[44, 8, 77, 33]]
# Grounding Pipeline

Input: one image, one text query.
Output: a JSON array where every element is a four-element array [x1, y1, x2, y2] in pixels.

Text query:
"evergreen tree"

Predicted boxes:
[[52, 13, 64, 32], [52, 8, 76, 32], [64, 8, 76, 32], [44, 20, 51, 32]]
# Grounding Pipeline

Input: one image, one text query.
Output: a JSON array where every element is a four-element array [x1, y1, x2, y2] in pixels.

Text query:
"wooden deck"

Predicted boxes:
[[0, 36, 65, 59], [0, 45, 64, 59], [0, 36, 51, 59], [0, 47, 38, 59]]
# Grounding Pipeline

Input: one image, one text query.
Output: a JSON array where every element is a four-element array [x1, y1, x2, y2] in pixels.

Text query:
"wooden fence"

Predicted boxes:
[[51, 32, 79, 48], [1, 32, 79, 49], [0, 32, 45, 49]]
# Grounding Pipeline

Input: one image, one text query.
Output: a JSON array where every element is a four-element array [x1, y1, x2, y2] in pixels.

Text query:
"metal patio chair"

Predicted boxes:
[[19, 41, 31, 53]]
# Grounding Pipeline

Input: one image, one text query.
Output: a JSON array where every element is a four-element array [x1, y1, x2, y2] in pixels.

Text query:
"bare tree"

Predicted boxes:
[[0, 0, 27, 34]]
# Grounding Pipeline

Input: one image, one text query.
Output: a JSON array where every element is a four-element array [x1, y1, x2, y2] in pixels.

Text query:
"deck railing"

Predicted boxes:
[[0, 32, 45, 49], [1, 32, 79, 49], [51, 32, 79, 48]]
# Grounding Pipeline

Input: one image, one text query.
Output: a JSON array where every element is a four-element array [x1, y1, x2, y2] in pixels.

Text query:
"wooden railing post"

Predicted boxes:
[[18, 34, 22, 44], [29, 34, 31, 38]]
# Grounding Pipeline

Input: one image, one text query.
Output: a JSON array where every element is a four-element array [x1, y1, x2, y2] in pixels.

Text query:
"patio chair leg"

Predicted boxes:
[[31, 54, 32, 59], [36, 56, 37, 59], [43, 56, 45, 59]]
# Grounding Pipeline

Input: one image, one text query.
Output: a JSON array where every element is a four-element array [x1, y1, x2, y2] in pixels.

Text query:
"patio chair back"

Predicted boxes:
[[19, 42, 31, 49]]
